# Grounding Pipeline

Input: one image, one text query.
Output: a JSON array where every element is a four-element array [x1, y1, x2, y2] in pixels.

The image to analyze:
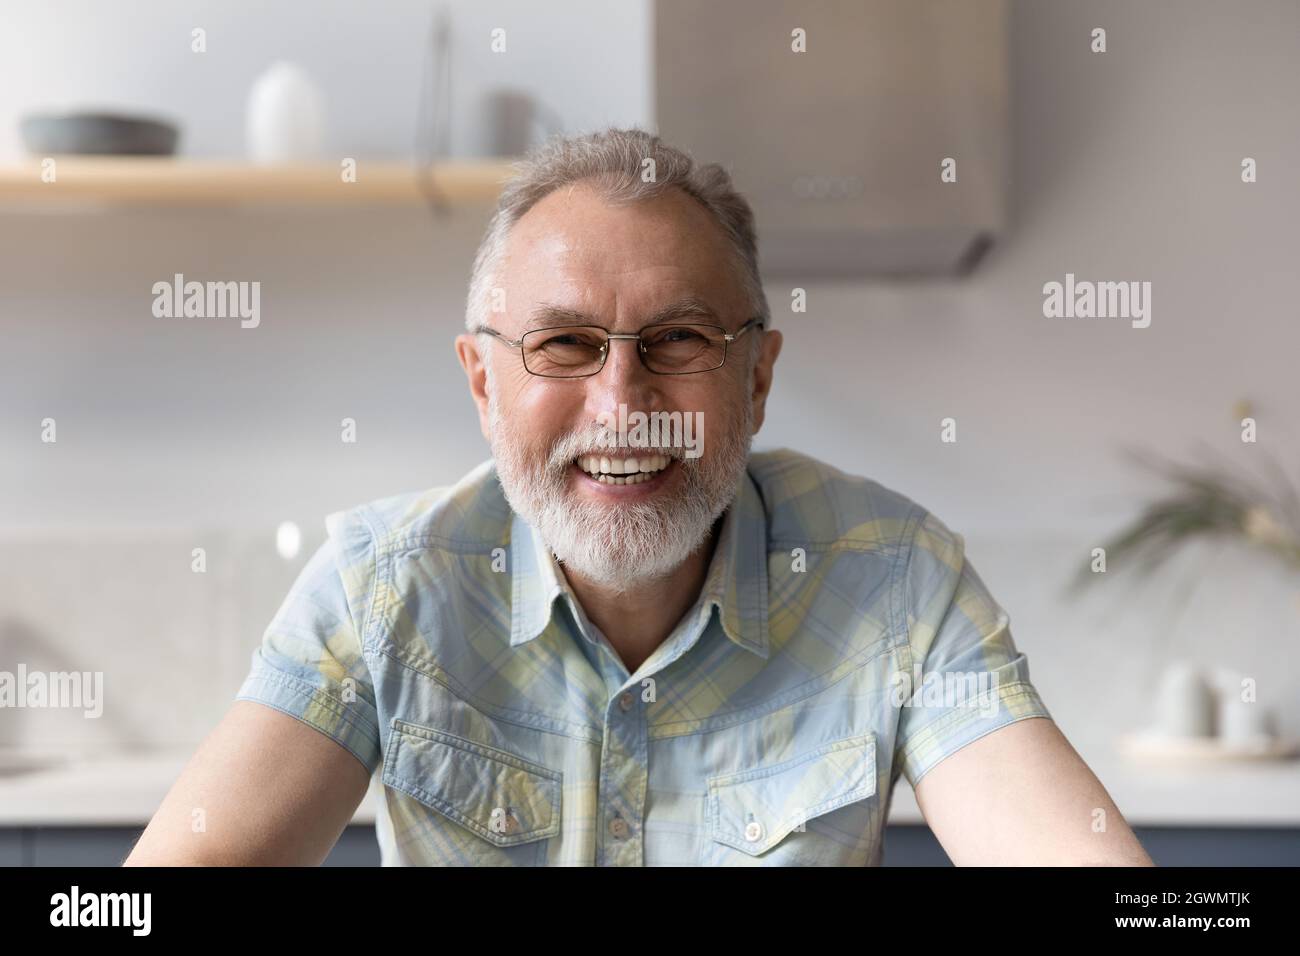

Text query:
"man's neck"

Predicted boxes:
[[560, 517, 723, 676]]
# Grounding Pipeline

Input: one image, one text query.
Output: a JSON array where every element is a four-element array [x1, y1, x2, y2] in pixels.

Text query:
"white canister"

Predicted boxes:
[[1218, 694, 1275, 745], [246, 62, 325, 163], [1154, 661, 1215, 738]]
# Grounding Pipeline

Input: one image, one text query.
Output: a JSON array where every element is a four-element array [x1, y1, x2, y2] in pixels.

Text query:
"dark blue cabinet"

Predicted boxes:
[[881, 825, 1300, 867]]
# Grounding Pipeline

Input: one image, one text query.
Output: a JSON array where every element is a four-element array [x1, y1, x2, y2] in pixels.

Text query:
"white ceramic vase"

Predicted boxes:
[[245, 62, 325, 163], [1154, 662, 1215, 737]]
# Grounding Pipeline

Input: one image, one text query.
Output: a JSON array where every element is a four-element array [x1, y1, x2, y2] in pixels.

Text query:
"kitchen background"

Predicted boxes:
[[1, 0, 1298, 865]]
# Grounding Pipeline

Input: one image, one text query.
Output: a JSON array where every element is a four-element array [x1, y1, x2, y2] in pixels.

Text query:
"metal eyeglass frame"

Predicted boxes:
[[472, 317, 765, 378]]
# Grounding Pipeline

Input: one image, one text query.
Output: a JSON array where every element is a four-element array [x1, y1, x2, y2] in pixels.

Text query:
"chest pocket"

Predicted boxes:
[[704, 732, 878, 864], [381, 717, 561, 865]]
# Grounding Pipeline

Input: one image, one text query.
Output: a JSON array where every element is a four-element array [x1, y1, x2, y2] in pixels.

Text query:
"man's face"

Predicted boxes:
[[457, 183, 782, 590]]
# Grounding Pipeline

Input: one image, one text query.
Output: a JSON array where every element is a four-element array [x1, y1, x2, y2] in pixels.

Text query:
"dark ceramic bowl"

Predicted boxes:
[[19, 112, 180, 155]]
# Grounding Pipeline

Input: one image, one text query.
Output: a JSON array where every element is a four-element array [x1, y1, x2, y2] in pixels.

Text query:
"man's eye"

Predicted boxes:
[[541, 333, 598, 348], [658, 327, 705, 343]]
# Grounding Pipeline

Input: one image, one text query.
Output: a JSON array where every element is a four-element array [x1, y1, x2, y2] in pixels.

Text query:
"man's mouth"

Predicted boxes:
[[574, 453, 674, 485]]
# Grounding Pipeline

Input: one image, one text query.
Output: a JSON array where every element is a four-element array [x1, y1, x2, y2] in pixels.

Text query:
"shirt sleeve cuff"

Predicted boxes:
[[235, 664, 382, 775], [897, 680, 1053, 789]]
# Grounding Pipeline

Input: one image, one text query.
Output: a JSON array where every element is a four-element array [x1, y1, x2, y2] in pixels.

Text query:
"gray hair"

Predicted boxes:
[[464, 127, 769, 341]]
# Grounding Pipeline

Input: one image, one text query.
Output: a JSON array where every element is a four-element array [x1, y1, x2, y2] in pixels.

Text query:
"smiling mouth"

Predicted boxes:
[[574, 453, 674, 485]]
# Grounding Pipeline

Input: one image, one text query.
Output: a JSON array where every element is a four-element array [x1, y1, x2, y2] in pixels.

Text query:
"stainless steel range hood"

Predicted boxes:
[[655, 0, 1008, 278]]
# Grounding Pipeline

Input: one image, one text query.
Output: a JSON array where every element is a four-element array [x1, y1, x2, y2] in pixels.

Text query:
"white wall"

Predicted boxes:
[[1, 1, 1297, 766], [0, 0, 652, 160]]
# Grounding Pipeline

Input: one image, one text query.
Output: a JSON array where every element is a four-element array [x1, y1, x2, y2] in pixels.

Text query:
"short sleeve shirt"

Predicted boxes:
[[235, 449, 1052, 865]]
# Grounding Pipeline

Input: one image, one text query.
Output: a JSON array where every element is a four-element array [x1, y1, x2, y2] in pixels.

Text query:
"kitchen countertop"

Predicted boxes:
[[2, 747, 1299, 829]]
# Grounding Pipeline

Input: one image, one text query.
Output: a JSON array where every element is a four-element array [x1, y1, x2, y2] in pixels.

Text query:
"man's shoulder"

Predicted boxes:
[[324, 459, 510, 558], [747, 448, 947, 558]]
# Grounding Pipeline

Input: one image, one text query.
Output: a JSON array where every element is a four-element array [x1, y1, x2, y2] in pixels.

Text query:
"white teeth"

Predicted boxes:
[[594, 471, 655, 485], [576, 453, 673, 481]]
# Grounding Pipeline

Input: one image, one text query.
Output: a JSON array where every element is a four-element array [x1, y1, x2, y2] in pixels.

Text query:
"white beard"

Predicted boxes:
[[486, 372, 754, 593]]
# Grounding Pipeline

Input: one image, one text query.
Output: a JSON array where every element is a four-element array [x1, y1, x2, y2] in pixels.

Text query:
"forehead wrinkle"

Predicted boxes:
[[524, 295, 720, 333]]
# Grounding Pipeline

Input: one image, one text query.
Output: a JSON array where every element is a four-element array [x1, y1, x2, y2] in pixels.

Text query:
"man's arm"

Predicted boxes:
[[123, 701, 372, 866], [912, 717, 1153, 865]]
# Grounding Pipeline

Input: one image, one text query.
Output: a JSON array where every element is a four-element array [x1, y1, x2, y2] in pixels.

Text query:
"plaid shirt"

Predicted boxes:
[[236, 448, 1051, 865]]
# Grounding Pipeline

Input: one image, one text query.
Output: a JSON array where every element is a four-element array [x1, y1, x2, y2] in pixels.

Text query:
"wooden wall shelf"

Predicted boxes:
[[0, 158, 516, 206]]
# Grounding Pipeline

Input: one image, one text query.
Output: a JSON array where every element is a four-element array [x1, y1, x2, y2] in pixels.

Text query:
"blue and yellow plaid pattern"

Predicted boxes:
[[236, 448, 1052, 865]]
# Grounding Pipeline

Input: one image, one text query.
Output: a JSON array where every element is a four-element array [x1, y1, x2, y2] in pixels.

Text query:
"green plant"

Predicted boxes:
[[1069, 444, 1300, 594]]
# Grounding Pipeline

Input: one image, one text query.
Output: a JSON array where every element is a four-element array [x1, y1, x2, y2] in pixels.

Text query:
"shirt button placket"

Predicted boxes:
[[598, 686, 648, 866]]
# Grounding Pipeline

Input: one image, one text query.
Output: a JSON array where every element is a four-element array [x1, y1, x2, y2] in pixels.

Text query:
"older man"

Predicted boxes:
[[127, 128, 1151, 867]]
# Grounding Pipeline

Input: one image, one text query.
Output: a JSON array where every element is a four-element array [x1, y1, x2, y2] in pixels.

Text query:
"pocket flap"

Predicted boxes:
[[706, 732, 877, 855], [382, 718, 561, 846]]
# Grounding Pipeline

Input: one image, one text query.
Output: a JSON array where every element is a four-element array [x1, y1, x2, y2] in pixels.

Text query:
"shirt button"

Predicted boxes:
[[744, 820, 764, 843], [609, 816, 630, 839], [489, 807, 518, 835], [618, 691, 635, 712]]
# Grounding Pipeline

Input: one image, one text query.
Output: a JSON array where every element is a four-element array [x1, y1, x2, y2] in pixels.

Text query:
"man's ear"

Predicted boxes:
[[455, 333, 492, 442], [748, 328, 783, 435]]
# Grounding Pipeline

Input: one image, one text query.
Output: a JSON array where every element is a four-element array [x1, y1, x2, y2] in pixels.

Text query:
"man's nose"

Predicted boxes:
[[585, 335, 659, 418]]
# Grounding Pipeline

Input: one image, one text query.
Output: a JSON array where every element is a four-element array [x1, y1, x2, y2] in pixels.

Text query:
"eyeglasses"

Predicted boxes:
[[473, 318, 764, 378]]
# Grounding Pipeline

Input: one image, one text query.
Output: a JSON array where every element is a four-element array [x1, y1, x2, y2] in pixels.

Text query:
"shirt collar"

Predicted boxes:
[[508, 466, 770, 660]]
